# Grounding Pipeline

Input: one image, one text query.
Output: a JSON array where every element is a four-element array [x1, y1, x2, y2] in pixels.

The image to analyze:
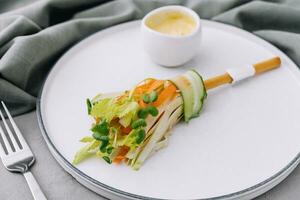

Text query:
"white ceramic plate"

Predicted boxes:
[[37, 20, 300, 200]]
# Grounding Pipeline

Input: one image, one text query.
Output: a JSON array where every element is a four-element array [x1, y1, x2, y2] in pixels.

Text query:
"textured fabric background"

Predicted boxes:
[[0, 0, 299, 116]]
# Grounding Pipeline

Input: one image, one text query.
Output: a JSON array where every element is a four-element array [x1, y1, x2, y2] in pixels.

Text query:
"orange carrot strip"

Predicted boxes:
[[138, 99, 147, 108], [113, 156, 126, 164], [146, 80, 164, 93], [133, 80, 165, 102], [134, 79, 155, 94], [113, 146, 130, 163], [152, 84, 177, 107], [121, 126, 132, 135], [95, 117, 101, 124]]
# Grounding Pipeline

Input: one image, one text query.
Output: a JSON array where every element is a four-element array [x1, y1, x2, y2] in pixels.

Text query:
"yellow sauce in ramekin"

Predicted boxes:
[[145, 10, 197, 36]]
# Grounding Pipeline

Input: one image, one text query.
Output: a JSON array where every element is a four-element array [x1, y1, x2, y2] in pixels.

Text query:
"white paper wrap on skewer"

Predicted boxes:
[[226, 65, 256, 83]]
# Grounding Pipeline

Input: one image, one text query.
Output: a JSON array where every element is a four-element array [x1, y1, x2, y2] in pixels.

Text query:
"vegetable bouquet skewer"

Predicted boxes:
[[73, 57, 281, 170]]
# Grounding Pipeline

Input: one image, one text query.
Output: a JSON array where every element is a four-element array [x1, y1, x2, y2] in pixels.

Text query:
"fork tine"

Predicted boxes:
[[0, 107, 19, 151], [0, 137, 6, 157], [0, 120, 13, 154], [1, 101, 28, 150]]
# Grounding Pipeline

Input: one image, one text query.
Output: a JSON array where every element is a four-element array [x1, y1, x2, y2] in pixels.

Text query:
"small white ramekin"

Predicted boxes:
[[141, 6, 202, 67]]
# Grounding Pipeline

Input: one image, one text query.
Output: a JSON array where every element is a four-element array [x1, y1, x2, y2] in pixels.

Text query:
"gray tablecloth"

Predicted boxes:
[[1, 0, 300, 199]]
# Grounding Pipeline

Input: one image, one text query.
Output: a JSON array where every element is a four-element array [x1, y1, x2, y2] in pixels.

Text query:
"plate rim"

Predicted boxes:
[[36, 19, 300, 200]]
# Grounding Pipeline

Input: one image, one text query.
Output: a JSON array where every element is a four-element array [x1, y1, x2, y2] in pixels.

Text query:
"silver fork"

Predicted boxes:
[[0, 101, 47, 200]]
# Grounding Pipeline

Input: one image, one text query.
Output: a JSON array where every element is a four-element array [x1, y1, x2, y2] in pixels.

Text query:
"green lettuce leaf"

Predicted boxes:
[[118, 101, 139, 127], [90, 98, 116, 122], [79, 136, 94, 143], [72, 139, 100, 165], [90, 97, 139, 125]]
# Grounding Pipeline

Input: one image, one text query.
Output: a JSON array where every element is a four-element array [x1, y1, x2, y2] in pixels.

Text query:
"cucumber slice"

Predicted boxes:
[[170, 70, 206, 121], [187, 70, 207, 117]]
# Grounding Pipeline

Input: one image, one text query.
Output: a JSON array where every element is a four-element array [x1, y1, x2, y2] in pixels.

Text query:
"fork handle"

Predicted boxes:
[[23, 171, 47, 200]]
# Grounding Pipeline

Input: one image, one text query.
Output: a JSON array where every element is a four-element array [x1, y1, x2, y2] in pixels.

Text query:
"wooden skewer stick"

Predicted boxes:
[[204, 57, 281, 90]]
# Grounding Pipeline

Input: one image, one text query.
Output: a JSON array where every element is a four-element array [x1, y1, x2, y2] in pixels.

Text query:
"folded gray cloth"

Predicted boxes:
[[0, 0, 299, 116]]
